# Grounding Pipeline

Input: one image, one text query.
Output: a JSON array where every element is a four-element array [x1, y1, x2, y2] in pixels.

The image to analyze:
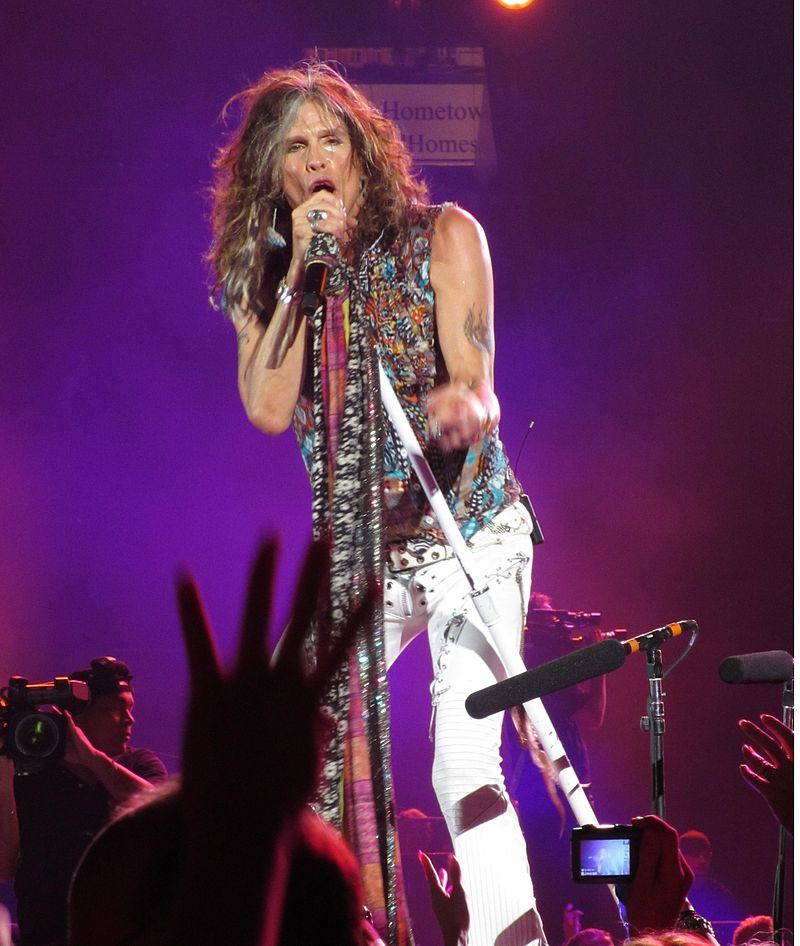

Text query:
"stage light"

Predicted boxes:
[[496, 0, 535, 8]]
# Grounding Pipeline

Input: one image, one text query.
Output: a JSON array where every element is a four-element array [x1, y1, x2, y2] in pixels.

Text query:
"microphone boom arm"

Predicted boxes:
[[378, 363, 599, 830]]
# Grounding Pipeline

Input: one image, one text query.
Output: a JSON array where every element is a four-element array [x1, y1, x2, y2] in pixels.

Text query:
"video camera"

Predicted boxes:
[[0, 676, 90, 773]]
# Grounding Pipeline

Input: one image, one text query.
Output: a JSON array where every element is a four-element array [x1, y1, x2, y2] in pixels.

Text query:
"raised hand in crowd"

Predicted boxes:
[[418, 851, 469, 946], [739, 713, 793, 834], [174, 535, 372, 945], [562, 902, 585, 944], [617, 815, 694, 937]]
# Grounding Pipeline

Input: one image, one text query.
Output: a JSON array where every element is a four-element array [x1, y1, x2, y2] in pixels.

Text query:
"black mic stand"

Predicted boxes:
[[639, 645, 667, 817], [772, 677, 793, 946]]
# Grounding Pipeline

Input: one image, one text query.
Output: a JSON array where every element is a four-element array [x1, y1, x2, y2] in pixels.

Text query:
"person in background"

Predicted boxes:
[[563, 929, 614, 946], [0, 656, 166, 946], [731, 915, 773, 946], [677, 831, 738, 925]]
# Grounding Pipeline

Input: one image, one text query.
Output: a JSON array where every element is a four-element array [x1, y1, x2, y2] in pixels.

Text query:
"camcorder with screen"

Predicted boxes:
[[0, 676, 90, 773], [571, 824, 642, 883]]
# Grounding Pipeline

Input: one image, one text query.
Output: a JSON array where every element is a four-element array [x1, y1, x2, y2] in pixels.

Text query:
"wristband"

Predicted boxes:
[[676, 910, 716, 941], [275, 277, 301, 307]]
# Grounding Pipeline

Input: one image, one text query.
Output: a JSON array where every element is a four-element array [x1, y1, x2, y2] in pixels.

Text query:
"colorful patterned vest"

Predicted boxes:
[[293, 204, 522, 542]]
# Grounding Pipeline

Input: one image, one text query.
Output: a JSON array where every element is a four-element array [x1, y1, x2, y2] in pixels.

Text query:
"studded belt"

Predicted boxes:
[[385, 538, 455, 572]]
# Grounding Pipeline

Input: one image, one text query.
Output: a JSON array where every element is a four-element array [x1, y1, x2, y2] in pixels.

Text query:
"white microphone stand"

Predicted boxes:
[[378, 363, 599, 829]]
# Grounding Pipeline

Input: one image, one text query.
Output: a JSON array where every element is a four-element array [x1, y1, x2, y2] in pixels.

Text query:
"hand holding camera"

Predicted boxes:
[[618, 815, 694, 935], [572, 816, 695, 936]]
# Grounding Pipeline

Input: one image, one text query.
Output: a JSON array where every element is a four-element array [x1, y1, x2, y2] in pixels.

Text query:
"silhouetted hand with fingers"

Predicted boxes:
[[173, 535, 374, 946], [739, 713, 793, 834]]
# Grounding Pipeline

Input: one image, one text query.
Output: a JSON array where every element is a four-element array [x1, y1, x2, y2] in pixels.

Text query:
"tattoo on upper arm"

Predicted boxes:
[[236, 328, 250, 349], [464, 305, 492, 353]]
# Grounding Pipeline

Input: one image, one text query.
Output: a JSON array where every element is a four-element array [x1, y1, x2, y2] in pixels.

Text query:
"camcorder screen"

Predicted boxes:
[[571, 825, 641, 883]]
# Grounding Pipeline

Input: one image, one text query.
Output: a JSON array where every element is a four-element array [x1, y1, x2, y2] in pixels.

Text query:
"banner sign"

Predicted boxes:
[[303, 48, 495, 168], [357, 83, 486, 167]]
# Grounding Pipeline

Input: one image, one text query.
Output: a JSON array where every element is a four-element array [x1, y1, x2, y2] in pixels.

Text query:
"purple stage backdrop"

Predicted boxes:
[[1, 0, 792, 939]]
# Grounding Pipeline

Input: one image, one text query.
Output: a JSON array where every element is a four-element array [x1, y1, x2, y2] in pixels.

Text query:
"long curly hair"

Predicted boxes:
[[207, 61, 429, 313]]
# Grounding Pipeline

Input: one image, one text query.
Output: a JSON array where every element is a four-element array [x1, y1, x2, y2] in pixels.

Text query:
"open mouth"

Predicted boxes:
[[311, 180, 334, 194]]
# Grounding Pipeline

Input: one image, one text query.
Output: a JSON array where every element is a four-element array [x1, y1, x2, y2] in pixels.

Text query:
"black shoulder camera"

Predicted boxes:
[[0, 676, 90, 773], [571, 824, 641, 883]]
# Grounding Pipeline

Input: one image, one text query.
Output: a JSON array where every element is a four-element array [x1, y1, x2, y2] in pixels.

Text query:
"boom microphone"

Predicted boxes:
[[718, 650, 793, 684], [465, 618, 699, 719], [621, 619, 698, 654], [465, 638, 626, 719]]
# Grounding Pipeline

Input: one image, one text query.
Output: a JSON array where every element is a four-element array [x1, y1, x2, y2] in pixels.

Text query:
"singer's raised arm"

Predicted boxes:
[[214, 96, 361, 437], [232, 260, 309, 437]]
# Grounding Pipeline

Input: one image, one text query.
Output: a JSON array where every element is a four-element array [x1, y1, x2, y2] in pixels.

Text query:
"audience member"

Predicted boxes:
[[68, 538, 505, 946], [677, 831, 738, 923], [564, 928, 614, 946], [626, 933, 711, 946], [559, 831, 722, 946], [70, 780, 383, 946], [0, 656, 166, 946], [738, 714, 793, 835], [731, 915, 773, 946]]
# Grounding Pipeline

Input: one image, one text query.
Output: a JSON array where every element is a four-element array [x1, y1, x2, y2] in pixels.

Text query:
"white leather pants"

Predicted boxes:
[[384, 503, 547, 946]]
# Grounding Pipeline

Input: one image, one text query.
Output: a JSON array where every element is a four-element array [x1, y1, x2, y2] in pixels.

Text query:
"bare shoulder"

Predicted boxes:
[[431, 204, 490, 265]]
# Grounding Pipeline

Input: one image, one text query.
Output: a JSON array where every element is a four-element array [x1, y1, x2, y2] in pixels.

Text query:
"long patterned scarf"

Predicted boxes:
[[305, 233, 412, 946]]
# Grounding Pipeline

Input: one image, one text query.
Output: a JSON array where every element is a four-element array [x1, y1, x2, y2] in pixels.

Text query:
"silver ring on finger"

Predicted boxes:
[[307, 208, 327, 234]]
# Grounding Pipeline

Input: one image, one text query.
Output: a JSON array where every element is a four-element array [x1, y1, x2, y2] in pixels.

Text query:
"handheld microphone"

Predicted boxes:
[[718, 650, 793, 684], [621, 620, 698, 655], [300, 233, 332, 319]]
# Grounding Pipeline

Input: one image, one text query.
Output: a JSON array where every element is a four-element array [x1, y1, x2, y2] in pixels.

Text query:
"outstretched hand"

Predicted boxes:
[[619, 814, 693, 936], [418, 851, 469, 946], [739, 713, 793, 834]]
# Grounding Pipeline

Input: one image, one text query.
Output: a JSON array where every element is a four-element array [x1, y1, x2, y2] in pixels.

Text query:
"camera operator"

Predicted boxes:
[[0, 657, 167, 946]]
